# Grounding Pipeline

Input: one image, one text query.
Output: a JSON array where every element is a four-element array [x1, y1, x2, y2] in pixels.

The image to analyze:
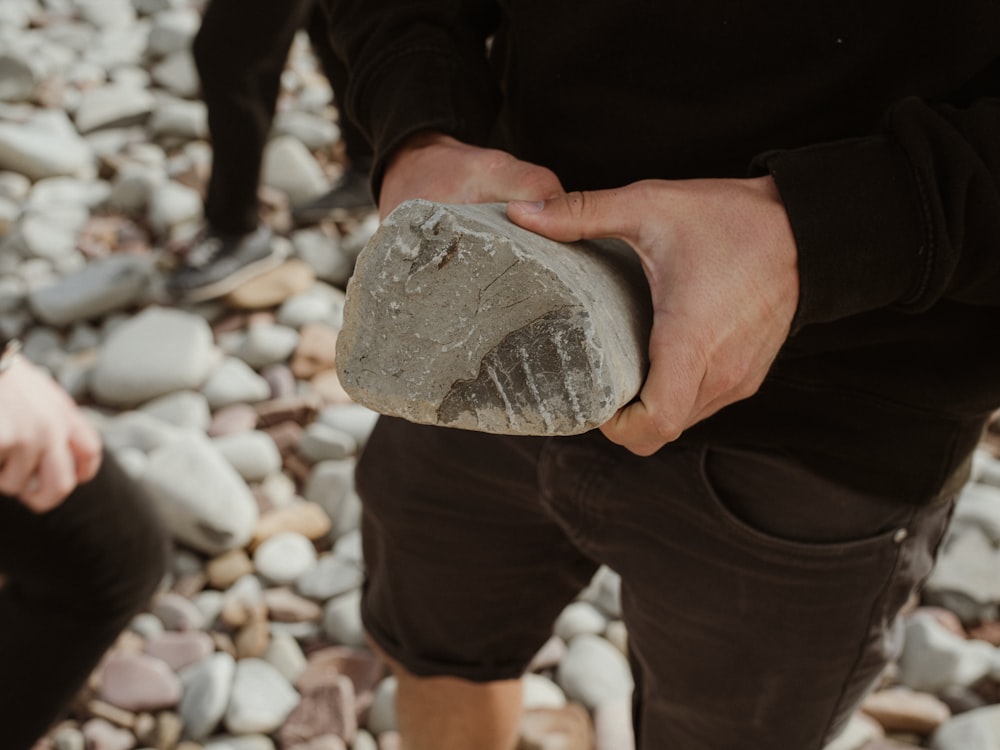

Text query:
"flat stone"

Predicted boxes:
[[277, 674, 357, 746], [861, 687, 951, 735], [28, 253, 155, 326], [98, 651, 182, 712], [141, 434, 259, 555], [225, 259, 316, 310], [897, 613, 998, 693], [0, 110, 93, 180], [202, 357, 272, 410], [337, 200, 650, 436], [179, 652, 236, 741], [213, 430, 283, 482], [90, 306, 216, 407], [224, 658, 301, 735], [261, 135, 329, 205], [263, 586, 324, 623], [290, 321, 339, 379], [556, 633, 634, 710], [823, 712, 885, 750], [296, 553, 363, 601], [74, 84, 155, 133], [253, 501, 332, 548], [144, 630, 215, 672], [322, 590, 366, 648]]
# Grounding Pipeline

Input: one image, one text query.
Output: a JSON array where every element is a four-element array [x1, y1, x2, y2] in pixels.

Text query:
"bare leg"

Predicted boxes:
[[373, 641, 523, 750]]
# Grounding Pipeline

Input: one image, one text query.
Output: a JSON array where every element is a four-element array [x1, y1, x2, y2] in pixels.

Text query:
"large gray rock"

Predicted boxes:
[[336, 200, 651, 436]]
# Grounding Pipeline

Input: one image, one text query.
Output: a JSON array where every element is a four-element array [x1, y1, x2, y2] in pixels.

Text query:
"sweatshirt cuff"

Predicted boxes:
[[354, 47, 499, 198], [753, 137, 931, 330]]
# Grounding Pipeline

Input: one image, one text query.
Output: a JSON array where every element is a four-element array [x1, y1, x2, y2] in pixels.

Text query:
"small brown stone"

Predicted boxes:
[[296, 646, 388, 707], [968, 619, 1000, 646], [263, 419, 306, 454], [264, 586, 325, 623], [310, 370, 354, 406], [291, 322, 339, 379], [226, 258, 316, 309], [253, 501, 333, 549], [256, 394, 322, 428], [377, 732, 401, 750], [235, 610, 271, 659], [85, 699, 137, 729], [861, 688, 951, 735], [208, 403, 260, 437], [205, 549, 255, 589], [155, 710, 184, 750], [277, 674, 357, 747]]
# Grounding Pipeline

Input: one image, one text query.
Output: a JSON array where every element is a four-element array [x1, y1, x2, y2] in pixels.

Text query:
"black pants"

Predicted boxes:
[[193, 0, 373, 234], [0, 452, 169, 750]]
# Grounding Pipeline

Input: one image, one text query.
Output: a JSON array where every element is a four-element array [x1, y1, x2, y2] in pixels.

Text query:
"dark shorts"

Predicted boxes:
[[356, 417, 956, 750]]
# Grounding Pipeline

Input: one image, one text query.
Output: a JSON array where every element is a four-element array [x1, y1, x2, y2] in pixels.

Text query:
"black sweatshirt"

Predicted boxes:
[[325, 0, 1000, 501]]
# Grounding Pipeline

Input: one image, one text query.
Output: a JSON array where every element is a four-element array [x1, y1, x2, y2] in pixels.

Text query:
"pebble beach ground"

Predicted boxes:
[[5, 2, 1000, 749]]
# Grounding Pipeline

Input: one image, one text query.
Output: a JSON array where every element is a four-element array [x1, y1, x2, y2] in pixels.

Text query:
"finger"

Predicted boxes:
[[507, 188, 637, 244], [21, 443, 77, 513], [600, 332, 706, 456], [68, 416, 103, 484], [0, 445, 40, 498]]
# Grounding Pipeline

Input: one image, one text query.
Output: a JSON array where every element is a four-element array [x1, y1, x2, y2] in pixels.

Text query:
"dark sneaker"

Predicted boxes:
[[167, 225, 287, 302], [291, 166, 375, 226]]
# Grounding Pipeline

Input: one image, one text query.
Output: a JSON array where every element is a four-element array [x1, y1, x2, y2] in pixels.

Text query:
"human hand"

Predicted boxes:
[[507, 177, 799, 455], [379, 131, 564, 217], [0, 355, 103, 512]]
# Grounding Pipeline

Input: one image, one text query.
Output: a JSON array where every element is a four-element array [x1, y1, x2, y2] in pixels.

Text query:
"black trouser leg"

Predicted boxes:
[[0, 452, 169, 750], [194, 0, 315, 234], [305, 4, 373, 168]]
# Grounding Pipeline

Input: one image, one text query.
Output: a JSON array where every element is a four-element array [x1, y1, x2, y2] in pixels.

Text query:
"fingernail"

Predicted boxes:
[[510, 200, 544, 214]]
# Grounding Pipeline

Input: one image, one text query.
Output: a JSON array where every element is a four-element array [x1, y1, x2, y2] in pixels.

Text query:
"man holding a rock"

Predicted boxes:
[[322, 2, 1000, 748]]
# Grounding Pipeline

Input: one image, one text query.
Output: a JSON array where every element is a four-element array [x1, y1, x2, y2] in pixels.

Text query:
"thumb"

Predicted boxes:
[[507, 189, 634, 244]]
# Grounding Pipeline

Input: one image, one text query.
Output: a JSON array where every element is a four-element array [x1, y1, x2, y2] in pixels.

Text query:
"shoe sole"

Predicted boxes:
[[180, 240, 290, 303]]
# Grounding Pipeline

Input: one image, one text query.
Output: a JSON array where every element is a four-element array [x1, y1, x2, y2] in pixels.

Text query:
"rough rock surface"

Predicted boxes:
[[337, 200, 651, 436]]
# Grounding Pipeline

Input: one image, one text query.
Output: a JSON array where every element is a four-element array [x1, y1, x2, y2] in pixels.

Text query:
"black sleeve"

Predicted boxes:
[[753, 70, 1000, 330], [322, 0, 501, 196]]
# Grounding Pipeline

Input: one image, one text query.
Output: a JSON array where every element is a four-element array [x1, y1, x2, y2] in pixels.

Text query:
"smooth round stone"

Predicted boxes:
[[263, 587, 323, 624], [254, 501, 332, 546], [237, 323, 300, 369], [523, 673, 567, 710], [151, 50, 200, 99], [352, 731, 377, 750], [148, 179, 202, 235], [141, 435, 259, 555], [140, 389, 211, 431], [146, 8, 200, 57], [74, 83, 155, 134], [254, 531, 318, 585], [366, 677, 398, 735], [604, 620, 628, 655], [130, 612, 165, 640], [149, 97, 208, 140], [321, 590, 365, 648], [823, 712, 885, 750], [303, 460, 360, 537], [208, 402, 260, 437], [203, 736, 276, 750], [556, 634, 634, 710], [202, 356, 272, 409], [554, 601, 609, 642], [109, 164, 161, 212], [81, 718, 135, 750], [272, 109, 339, 151], [315, 405, 379, 449], [0, 53, 36, 103], [145, 630, 216, 672], [90, 306, 216, 407], [297, 422, 358, 463], [193, 589, 226, 627], [28, 252, 155, 326], [206, 549, 255, 590], [100, 410, 184, 455], [213, 430, 283, 483], [264, 631, 308, 684], [261, 362, 297, 399], [581, 565, 622, 618], [225, 257, 314, 310], [224, 658, 301, 735], [153, 591, 207, 632], [99, 651, 182, 712], [331, 530, 363, 567], [53, 726, 85, 750], [179, 652, 236, 741], [0, 110, 94, 180], [898, 613, 997, 692], [593, 697, 635, 750], [297, 554, 362, 602], [0, 171, 30, 202], [291, 229, 354, 287], [261, 135, 327, 205]]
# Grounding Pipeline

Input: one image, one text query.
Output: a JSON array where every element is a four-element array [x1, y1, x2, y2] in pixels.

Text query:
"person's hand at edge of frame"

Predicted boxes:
[[379, 131, 565, 218], [507, 177, 800, 456], [0, 354, 103, 512]]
